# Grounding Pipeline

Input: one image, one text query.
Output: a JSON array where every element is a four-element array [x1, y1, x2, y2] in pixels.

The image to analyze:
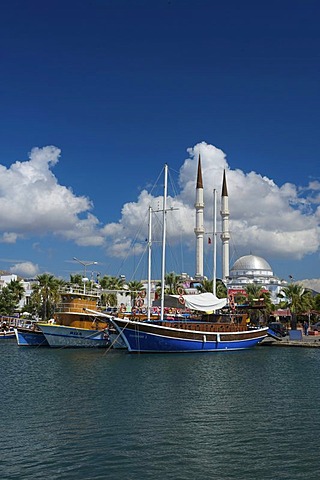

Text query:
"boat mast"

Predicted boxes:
[[213, 188, 217, 297], [160, 164, 168, 321], [147, 205, 152, 321]]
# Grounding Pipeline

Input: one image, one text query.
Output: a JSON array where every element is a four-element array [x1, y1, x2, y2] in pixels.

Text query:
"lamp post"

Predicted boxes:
[[73, 257, 98, 294]]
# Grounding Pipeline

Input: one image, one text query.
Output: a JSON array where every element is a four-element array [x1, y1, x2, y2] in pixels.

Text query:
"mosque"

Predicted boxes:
[[227, 254, 286, 304], [194, 157, 286, 304]]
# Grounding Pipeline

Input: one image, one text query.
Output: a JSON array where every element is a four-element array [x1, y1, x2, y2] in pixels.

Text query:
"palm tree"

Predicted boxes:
[[0, 286, 18, 315], [314, 294, 320, 312], [29, 274, 62, 320], [7, 279, 25, 305], [156, 272, 182, 296], [197, 278, 213, 293], [279, 283, 314, 316], [100, 275, 125, 307], [244, 284, 272, 325], [216, 279, 227, 299], [69, 274, 83, 287], [196, 278, 227, 299], [127, 280, 145, 308]]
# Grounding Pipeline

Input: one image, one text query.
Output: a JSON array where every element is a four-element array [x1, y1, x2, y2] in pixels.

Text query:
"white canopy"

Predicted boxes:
[[171, 292, 227, 312]]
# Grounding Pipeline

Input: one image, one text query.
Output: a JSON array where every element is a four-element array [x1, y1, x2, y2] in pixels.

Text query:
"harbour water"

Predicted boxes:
[[1, 340, 320, 480]]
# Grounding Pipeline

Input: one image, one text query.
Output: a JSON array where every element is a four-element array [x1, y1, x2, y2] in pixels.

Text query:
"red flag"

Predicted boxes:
[[208, 237, 212, 244]]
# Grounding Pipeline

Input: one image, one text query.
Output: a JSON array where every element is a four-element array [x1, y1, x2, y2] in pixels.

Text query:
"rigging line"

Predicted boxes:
[[129, 241, 149, 281], [114, 207, 150, 278], [146, 165, 165, 198], [103, 317, 136, 355], [159, 167, 185, 274], [167, 166, 180, 197], [229, 231, 238, 266]]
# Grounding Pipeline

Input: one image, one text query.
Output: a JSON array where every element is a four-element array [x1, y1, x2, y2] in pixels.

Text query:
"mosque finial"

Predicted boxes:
[[222, 169, 228, 197], [196, 155, 203, 189]]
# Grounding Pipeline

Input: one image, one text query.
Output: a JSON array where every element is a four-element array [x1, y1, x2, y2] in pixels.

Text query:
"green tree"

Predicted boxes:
[[244, 284, 274, 324], [165, 272, 181, 294], [216, 279, 227, 298], [314, 294, 320, 312], [29, 274, 63, 320], [156, 272, 182, 296], [100, 275, 125, 307], [0, 286, 18, 316], [197, 278, 213, 293], [279, 283, 314, 316], [69, 274, 83, 286], [7, 279, 25, 305], [196, 278, 227, 298], [127, 280, 145, 307]]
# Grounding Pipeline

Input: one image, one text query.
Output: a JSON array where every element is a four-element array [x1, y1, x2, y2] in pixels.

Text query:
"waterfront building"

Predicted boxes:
[[227, 254, 287, 304]]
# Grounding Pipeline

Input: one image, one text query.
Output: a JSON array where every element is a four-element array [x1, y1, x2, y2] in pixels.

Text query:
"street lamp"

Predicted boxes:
[[73, 257, 98, 293]]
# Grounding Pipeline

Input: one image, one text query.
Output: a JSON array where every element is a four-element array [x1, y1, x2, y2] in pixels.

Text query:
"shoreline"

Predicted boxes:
[[261, 333, 320, 348]]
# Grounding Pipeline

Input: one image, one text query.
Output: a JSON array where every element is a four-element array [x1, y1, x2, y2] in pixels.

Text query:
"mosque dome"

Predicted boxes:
[[230, 255, 272, 273]]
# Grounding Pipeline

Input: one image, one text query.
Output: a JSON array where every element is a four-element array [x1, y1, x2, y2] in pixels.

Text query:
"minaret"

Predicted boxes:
[[220, 169, 230, 281], [194, 155, 204, 279]]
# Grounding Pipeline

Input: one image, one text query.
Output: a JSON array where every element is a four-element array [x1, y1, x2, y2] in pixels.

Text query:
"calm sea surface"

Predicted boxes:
[[1, 340, 320, 480]]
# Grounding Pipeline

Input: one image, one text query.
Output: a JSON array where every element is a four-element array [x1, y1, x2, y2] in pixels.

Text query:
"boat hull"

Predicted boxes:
[[0, 329, 15, 339], [108, 332, 127, 349], [14, 327, 49, 346], [38, 324, 110, 348], [111, 318, 268, 353]]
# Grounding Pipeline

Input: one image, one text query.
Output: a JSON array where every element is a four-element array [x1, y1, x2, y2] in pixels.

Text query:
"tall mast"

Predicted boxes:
[[213, 188, 217, 296], [160, 164, 168, 321], [147, 205, 152, 321]]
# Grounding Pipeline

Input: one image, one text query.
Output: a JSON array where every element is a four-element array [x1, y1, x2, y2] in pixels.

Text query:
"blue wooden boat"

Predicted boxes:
[[0, 328, 15, 339], [109, 316, 268, 353], [14, 326, 49, 346]]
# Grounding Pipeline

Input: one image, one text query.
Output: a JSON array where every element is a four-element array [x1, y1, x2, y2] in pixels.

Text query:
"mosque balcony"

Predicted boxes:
[[194, 227, 205, 234], [220, 233, 230, 240]]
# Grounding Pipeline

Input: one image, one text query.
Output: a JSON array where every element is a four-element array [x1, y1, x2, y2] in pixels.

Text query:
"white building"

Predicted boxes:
[[227, 254, 287, 304]]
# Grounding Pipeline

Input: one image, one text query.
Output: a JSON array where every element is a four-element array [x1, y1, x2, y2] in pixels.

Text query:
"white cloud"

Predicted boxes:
[[0, 143, 319, 268], [101, 141, 320, 261], [10, 261, 40, 277], [0, 146, 101, 245]]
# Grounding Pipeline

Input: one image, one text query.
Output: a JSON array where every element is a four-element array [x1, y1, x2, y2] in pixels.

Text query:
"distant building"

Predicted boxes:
[[0, 273, 18, 287], [227, 254, 287, 304], [0, 274, 38, 311]]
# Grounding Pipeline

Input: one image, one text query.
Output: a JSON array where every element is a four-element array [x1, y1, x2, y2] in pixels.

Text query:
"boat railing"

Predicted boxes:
[[58, 286, 101, 298], [55, 299, 101, 314], [161, 321, 248, 332]]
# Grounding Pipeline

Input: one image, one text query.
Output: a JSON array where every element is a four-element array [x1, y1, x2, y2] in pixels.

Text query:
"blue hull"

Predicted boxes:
[[0, 331, 15, 339], [111, 318, 268, 353], [14, 328, 49, 346]]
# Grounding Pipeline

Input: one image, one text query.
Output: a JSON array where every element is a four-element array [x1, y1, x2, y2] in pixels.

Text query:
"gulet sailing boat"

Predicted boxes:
[[105, 164, 268, 353]]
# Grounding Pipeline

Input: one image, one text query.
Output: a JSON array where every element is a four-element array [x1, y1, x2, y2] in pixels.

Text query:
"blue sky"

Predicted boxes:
[[0, 0, 319, 283]]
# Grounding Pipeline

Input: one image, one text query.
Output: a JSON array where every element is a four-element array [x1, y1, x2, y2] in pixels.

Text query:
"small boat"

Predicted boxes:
[[38, 287, 110, 348], [0, 328, 15, 339], [14, 325, 49, 346], [38, 323, 110, 348]]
